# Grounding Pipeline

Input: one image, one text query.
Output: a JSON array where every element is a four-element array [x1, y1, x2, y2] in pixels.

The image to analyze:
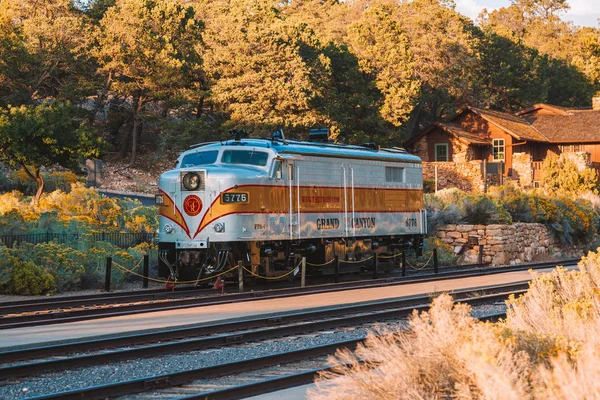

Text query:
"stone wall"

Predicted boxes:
[[512, 152, 533, 187], [422, 161, 503, 193], [436, 223, 588, 266], [423, 161, 484, 192]]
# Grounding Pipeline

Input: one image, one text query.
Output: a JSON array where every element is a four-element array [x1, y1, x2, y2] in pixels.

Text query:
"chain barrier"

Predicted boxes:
[[241, 260, 303, 280], [111, 259, 239, 284], [339, 255, 373, 264], [376, 253, 401, 260], [306, 258, 335, 267], [111, 249, 437, 286], [404, 252, 435, 271]]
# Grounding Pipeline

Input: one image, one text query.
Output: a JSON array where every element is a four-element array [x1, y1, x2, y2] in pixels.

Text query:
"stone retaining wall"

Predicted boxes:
[[436, 223, 588, 266]]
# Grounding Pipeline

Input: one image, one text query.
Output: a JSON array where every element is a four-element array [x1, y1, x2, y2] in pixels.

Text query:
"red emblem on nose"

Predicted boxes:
[[183, 195, 203, 216]]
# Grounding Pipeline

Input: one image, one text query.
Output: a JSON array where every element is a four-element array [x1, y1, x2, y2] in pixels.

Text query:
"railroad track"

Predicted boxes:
[[0, 259, 576, 330], [0, 283, 517, 399]]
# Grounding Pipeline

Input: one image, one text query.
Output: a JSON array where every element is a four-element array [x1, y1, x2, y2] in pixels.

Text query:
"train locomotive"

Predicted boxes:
[[156, 129, 426, 281]]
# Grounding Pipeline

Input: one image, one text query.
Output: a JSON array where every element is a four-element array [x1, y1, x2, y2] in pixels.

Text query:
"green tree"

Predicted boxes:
[[0, 102, 103, 204], [202, 0, 329, 135], [94, 0, 204, 165], [393, 0, 481, 135], [0, 0, 95, 105], [480, 0, 599, 104], [476, 32, 548, 110], [346, 5, 420, 128]]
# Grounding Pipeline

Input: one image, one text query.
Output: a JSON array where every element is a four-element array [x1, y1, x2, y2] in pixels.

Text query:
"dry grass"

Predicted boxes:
[[309, 249, 600, 399], [309, 295, 530, 400]]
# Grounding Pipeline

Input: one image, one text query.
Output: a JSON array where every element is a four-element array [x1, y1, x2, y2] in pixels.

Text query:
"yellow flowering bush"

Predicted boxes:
[[0, 185, 158, 235], [0, 246, 56, 295]]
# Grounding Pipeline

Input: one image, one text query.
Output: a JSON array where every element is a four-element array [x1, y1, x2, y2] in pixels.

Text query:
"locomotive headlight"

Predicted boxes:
[[213, 222, 225, 233], [164, 224, 174, 234], [182, 172, 201, 191]]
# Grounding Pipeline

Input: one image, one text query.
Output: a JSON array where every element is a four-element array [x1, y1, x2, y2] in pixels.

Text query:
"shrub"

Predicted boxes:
[[541, 153, 599, 195], [434, 187, 467, 206], [423, 237, 458, 266], [13, 242, 86, 292], [461, 195, 512, 225], [0, 166, 80, 195], [309, 295, 530, 400], [3, 262, 57, 295], [0, 247, 56, 295], [1, 185, 159, 235], [423, 178, 435, 193], [309, 249, 600, 400]]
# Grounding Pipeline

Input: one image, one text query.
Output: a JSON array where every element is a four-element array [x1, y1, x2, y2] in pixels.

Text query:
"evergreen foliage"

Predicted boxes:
[[0, 0, 598, 160]]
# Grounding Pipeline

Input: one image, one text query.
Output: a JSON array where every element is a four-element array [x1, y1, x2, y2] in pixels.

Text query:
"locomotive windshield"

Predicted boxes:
[[221, 149, 269, 166], [180, 150, 219, 167]]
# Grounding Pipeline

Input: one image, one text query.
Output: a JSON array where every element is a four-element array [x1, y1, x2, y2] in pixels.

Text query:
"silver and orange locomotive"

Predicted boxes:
[[156, 130, 426, 281]]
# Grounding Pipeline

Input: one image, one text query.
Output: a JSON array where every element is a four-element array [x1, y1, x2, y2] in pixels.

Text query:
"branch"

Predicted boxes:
[[19, 162, 37, 181]]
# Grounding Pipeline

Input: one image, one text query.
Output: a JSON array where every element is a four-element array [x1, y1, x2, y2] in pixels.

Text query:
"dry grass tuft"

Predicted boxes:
[[309, 249, 600, 399], [308, 294, 530, 400]]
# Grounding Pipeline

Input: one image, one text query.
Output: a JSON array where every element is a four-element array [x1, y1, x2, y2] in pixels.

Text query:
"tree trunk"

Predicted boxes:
[[128, 95, 144, 167], [20, 163, 44, 205], [34, 169, 45, 205], [88, 70, 113, 126]]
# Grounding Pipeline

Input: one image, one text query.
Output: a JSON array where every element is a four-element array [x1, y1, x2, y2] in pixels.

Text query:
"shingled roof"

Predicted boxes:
[[465, 106, 548, 142], [409, 102, 600, 147], [404, 122, 491, 146], [436, 122, 491, 145], [518, 104, 600, 143]]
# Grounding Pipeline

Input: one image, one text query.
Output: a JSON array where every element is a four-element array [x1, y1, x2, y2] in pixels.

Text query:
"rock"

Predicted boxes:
[[446, 231, 462, 239], [492, 252, 507, 266], [456, 225, 474, 232], [461, 249, 479, 264]]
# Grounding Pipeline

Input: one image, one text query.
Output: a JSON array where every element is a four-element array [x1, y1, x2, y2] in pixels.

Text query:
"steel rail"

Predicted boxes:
[[0, 258, 575, 312], [0, 286, 520, 380], [0, 259, 573, 330], [0, 286, 216, 314], [24, 312, 506, 400]]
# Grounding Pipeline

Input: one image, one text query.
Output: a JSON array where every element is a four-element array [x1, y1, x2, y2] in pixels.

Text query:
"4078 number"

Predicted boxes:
[[222, 192, 249, 204]]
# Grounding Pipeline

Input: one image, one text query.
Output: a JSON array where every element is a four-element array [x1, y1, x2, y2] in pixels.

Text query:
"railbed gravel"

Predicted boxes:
[[0, 303, 506, 400]]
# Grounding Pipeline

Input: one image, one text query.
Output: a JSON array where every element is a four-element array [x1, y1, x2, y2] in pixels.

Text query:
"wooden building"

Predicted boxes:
[[406, 98, 600, 187]]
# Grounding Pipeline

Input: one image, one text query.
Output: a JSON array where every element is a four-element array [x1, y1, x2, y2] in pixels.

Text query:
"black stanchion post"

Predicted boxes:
[[105, 256, 112, 292], [372, 253, 378, 279], [334, 255, 339, 283], [143, 255, 149, 288], [301, 257, 306, 288], [401, 252, 406, 277], [433, 248, 439, 274], [478, 245, 484, 264]]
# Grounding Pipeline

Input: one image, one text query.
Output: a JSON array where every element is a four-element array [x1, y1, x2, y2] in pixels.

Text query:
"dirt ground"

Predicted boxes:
[[99, 152, 177, 194]]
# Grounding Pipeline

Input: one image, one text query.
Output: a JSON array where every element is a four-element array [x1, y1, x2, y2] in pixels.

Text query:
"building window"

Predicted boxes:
[[434, 144, 448, 161], [385, 166, 404, 182], [492, 139, 505, 161]]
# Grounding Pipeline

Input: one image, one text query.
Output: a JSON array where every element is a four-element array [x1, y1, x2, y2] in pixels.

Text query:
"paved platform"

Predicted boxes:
[[0, 267, 564, 350]]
